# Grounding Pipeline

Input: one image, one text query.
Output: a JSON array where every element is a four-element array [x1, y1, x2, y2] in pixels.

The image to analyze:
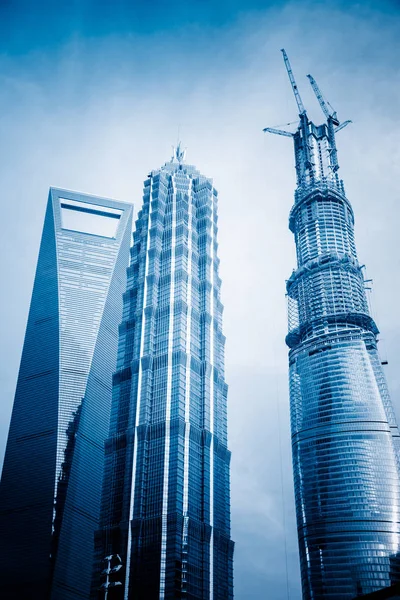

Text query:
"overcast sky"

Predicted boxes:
[[1, 1, 400, 598]]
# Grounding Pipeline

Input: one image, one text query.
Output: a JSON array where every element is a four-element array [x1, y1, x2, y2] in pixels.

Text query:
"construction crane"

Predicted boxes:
[[334, 120, 351, 133], [307, 74, 339, 126], [262, 127, 293, 138], [307, 74, 352, 134], [281, 49, 306, 116], [306, 72, 352, 172], [280, 48, 312, 171], [263, 51, 351, 178]]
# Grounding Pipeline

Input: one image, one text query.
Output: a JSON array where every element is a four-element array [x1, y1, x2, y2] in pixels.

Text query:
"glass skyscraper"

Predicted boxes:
[[92, 147, 234, 599], [266, 53, 400, 598], [0, 188, 133, 599]]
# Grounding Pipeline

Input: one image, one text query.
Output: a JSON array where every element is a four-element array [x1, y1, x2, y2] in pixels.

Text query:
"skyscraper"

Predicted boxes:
[[0, 188, 133, 599], [265, 51, 400, 598], [92, 147, 234, 599]]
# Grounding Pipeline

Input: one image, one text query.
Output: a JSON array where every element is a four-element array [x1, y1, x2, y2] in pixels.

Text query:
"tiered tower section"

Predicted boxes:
[[266, 52, 400, 599], [92, 147, 234, 599]]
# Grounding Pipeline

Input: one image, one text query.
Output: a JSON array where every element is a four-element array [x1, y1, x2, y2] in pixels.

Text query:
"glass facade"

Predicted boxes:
[[0, 188, 133, 599], [92, 147, 234, 599], [286, 115, 400, 597]]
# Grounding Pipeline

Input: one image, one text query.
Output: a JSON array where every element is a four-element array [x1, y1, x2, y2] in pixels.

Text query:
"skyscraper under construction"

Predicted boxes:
[[265, 51, 400, 598], [92, 147, 234, 599]]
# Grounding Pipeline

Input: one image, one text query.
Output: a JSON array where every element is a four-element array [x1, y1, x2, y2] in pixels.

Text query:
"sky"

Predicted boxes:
[[1, 0, 400, 598]]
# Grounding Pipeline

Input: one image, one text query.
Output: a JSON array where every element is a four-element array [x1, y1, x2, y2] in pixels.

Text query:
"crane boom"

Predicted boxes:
[[307, 74, 339, 126], [263, 127, 293, 138], [281, 49, 306, 116], [334, 120, 351, 133]]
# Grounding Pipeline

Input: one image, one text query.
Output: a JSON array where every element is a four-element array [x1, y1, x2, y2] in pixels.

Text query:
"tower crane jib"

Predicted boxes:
[[262, 127, 293, 138], [307, 74, 339, 126], [281, 49, 306, 116]]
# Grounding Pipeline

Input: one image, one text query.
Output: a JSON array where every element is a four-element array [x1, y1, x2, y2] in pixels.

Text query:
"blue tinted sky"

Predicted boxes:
[[1, 1, 400, 598], [0, 0, 279, 44]]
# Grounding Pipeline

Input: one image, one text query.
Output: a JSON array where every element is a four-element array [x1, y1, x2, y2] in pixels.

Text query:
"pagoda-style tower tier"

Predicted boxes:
[[92, 151, 234, 600]]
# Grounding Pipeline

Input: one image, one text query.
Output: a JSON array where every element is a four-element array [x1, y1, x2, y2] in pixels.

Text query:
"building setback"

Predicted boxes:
[[0, 188, 133, 599], [265, 51, 400, 598], [92, 147, 234, 599]]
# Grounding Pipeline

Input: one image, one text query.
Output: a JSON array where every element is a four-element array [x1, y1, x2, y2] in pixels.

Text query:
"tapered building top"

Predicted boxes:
[[0, 188, 133, 599], [93, 150, 233, 599]]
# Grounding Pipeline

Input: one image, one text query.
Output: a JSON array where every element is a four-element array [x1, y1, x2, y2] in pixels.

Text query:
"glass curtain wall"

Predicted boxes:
[[92, 149, 234, 600], [286, 118, 400, 599], [0, 188, 132, 600]]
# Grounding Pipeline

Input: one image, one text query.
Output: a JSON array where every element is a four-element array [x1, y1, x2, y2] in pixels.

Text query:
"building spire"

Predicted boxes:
[[171, 142, 186, 164]]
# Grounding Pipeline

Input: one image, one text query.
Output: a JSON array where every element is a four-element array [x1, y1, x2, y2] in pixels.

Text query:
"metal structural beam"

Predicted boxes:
[[281, 48, 306, 116], [262, 127, 293, 138], [307, 73, 339, 125]]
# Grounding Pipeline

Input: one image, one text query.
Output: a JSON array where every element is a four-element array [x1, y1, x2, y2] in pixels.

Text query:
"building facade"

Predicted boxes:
[[266, 52, 400, 598], [355, 583, 400, 600], [92, 147, 234, 599], [0, 188, 133, 599]]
